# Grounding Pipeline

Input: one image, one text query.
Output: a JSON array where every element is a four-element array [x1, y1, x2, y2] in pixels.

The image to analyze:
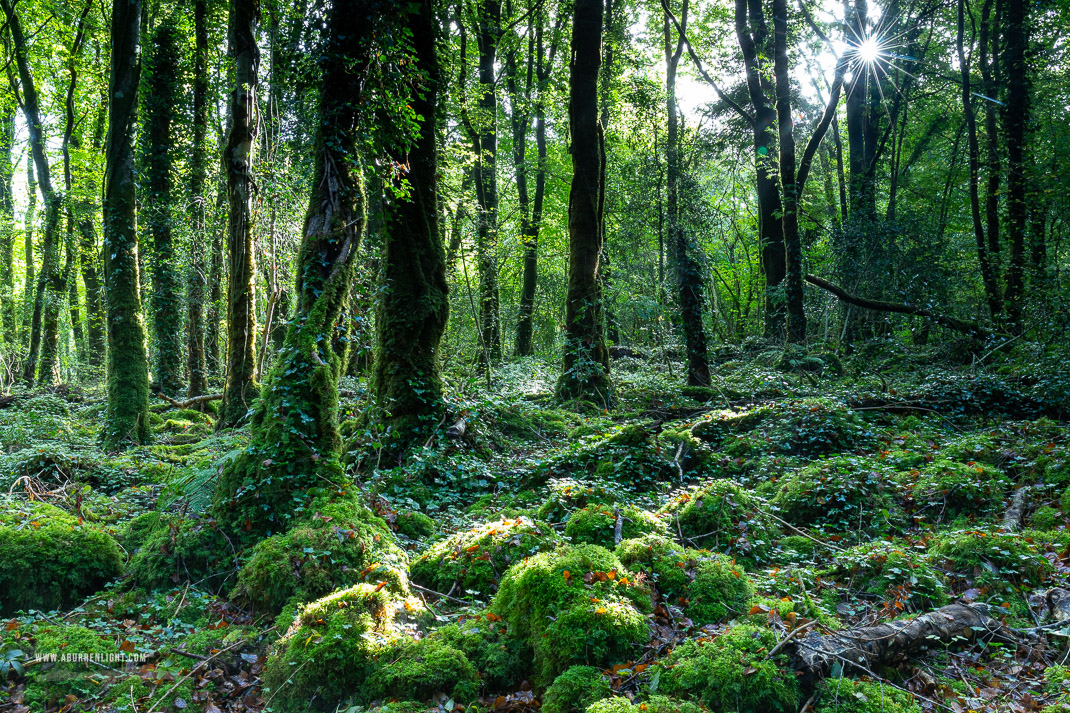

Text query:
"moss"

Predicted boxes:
[[565, 505, 665, 549], [395, 509, 435, 539], [536, 479, 625, 522], [527, 426, 675, 493], [778, 535, 817, 558], [24, 625, 118, 707], [929, 529, 1052, 589], [231, 498, 409, 615], [490, 544, 651, 685], [366, 638, 480, 704], [942, 432, 1001, 466], [616, 534, 693, 600], [825, 541, 948, 611], [658, 625, 798, 713], [261, 584, 403, 713], [119, 510, 166, 550], [542, 665, 613, 713], [814, 678, 922, 713], [128, 513, 232, 592], [771, 456, 898, 538], [584, 695, 703, 713], [906, 459, 1009, 520], [411, 517, 561, 595], [681, 385, 719, 402], [99, 673, 200, 712], [0, 501, 123, 615], [429, 616, 534, 690], [657, 479, 779, 563], [658, 427, 717, 476], [1032, 505, 1063, 530], [688, 554, 754, 624]]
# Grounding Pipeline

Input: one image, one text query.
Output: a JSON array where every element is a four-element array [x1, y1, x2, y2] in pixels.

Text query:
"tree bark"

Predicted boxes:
[[1000, 0, 1029, 328], [556, 0, 611, 405], [80, 96, 107, 368], [509, 2, 537, 357], [0, 104, 14, 349], [102, 0, 151, 448], [186, 0, 210, 401], [22, 153, 34, 343], [475, 0, 502, 363], [218, 0, 261, 428]]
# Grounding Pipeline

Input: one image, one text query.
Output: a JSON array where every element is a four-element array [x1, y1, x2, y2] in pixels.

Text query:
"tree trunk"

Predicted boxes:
[[371, 0, 449, 449], [213, 0, 372, 541], [664, 3, 710, 383], [1, 0, 64, 387], [509, 3, 536, 357], [0, 105, 14, 349], [22, 153, 34, 343], [218, 0, 261, 428], [186, 0, 210, 400], [1000, 0, 1029, 328], [102, 0, 151, 448], [556, 0, 611, 405], [80, 96, 107, 368], [205, 180, 225, 376], [474, 0, 502, 363]]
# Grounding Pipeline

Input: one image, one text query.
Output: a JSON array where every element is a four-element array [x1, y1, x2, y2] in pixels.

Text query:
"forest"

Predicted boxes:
[[0, 0, 1068, 711]]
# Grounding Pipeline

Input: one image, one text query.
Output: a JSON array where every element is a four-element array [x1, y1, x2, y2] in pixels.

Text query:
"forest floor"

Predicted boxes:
[[1, 339, 1070, 713]]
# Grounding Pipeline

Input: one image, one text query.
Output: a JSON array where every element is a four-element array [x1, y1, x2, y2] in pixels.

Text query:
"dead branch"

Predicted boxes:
[[1001, 485, 1030, 532], [157, 393, 223, 410]]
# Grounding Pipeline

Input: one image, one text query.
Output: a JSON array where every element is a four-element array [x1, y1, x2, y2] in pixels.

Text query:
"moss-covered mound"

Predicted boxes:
[[542, 665, 612, 713], [127, 513, 232, 591], [929, 529, 1052, 590], [814, 678, 922, 713], [429, 615, 534, 690], [565, 505, 665, 549], [261, 584, 403, 713], [410, 517, 561, 595], [585, 695, 703, 713], [771, 456, 898, 538], [23, 624, 119, 708], [489, 544, 651, 685], [395, 509, 435, 539], [527, 425, 677, 492], [536, 478, 626, 522], [657, 625, 799, 713], [906, 459, 1009, 520], [657, 479, 779, 563], [616, 534, 695, 600], [366, 638, 480, 705], [0, 501, 123, 615], [230, 498, 409, 615], [825, 541, 949, 611]]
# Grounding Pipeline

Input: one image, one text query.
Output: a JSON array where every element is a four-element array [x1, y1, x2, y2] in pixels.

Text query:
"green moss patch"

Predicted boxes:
[[905, 459, 1010, 521], [542, 665, 612, 713], [657, 479, 779, 563], [814, 678, 922, 713], [771, 457, 899, 539], [565, 505, 665, 549], [825, 541, 949, 611], [366, 638, 479, 705]]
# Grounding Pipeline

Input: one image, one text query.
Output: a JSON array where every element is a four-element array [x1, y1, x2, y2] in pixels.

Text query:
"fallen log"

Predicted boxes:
[[804, 274, 992, 340], [791, 602, 1013, 681], [158, 393, 223, 410], [1001, 485, 1030, 532]]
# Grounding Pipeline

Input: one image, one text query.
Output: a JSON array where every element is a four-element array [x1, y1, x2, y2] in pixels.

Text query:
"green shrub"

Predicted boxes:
[[825, 541, 948, 611], [907, 460, 1009, 520], [814, 678, 921, 713], [231, 498, 409, 615], [542, 665, 612, 713], [429, 615, 533, 690], [565, 505, 665, 549], [490, 544, 651, 685], [771, 456, 898, 538], [657, 625, 799, 713], [261, 584, 403, 713], [410, 517, 561, 595], [657, 479, 779, 563], [366, 638, 479, 704], [0, 501, 123, 615]]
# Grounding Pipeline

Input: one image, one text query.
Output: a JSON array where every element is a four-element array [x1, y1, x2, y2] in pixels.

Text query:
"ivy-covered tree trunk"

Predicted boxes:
[[102, 0, 150, 448], [213, 0, 371, 541], [218, 0, 260, 428], [186, 0, 210, 400], [205, 181, 225, 376], [80, 97, 107, 368], [143, 19, 183, 395], [508, 6, 535, 357], [475, 0, 502, 363], [371, 0, 449, 448], [2, 0, 63, 386], [22, 154, 34, 341], [0, 104, 14, 348], [556, 0, 611, 405], [1000, 0, 1029, 328], [664, 2, 711, 384]]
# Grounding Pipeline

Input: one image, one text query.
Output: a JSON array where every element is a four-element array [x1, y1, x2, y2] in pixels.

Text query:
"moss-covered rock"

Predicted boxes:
[[825, 541, 948, 611], [657, 479, 779, 563], [688, 554, 754, 624], [906, 460, 1009, 520], [771, 456, 898, 538], [542, 665, 612, 713], [616, 534, 694, 600], [565, 505, 665, 549], [814, 678, 922, 713], [585, 695, 703, 713], [366, 638, 480, 705], [657, 625, 798, 713], [490, 544, 651, 685], [395, 509, 435, 539], [526, 425, 677, 492], [261, 584, 403, 713], [127, 513, 232, 592], [0, 501, 123, 615], [23, 624, 119, 708], [928, 529, 1052, 590], [429, 615, 534, 690], [411, 517, 561, 596], [231, 498, 409, 615], [536, 479, 625, 522]]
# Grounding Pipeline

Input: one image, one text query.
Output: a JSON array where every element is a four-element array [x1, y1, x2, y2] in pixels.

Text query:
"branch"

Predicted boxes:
[[158, 393, 223, 410], [795, 57, 846, 193], [804, 274, 992, 340]]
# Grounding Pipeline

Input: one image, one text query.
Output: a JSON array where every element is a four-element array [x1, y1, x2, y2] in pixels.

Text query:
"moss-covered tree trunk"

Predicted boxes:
[[143, 20, 184, 395], [218, 0, 260, 428], [205, 181, 225, 377], [556, 0, 612, 405], [1000, 0, 1029, 328], [102, 0, 151, 448], [80, 97, 107, 369], [21, 154, 35, 343], [0, 104, 14, 349], [2, 0, 64, 386], [370, 0, 449, 448], [475, 0, 502, 364], [186, 0, 210, 400], [213, 0, 373, 542]]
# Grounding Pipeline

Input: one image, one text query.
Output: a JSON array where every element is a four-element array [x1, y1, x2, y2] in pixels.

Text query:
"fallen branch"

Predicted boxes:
[[1001, 485, 1030, 532], [791, 602, 1013, 681], [804, 274, 992, 340], [158, 393, 222, 410]]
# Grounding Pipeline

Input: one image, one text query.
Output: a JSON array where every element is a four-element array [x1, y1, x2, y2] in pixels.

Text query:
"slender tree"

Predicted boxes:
[[21, 153, 34, 337], [556, 0, 611, 404], [1001, 0, 1029, 327], [187, 0, 210, 400], [80, 97, 107, 368], [102, 0, 150, 448], [0, 103, 14, 348], [218, 0, 260, 428]]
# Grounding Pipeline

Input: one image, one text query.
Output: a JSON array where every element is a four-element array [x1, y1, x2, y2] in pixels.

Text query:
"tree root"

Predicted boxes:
[[791, 602, 1014, 682]]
